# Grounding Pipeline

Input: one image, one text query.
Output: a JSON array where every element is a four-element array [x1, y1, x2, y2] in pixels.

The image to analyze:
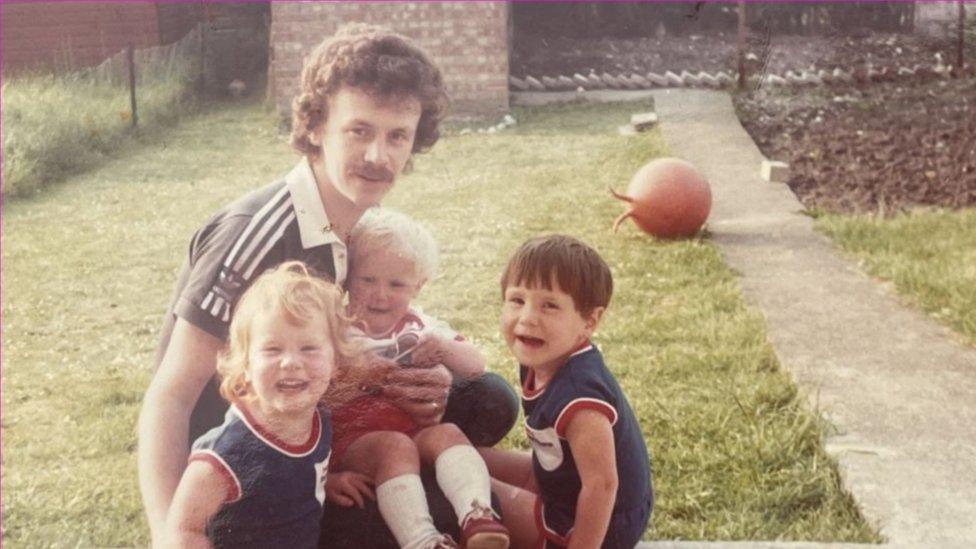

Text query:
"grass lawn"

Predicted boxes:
[[1, 98, 879, 547], [817, 210, 976, 347]]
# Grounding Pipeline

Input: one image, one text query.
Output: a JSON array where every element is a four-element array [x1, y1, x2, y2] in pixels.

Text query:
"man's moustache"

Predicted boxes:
[[356, 165, 395, 181]]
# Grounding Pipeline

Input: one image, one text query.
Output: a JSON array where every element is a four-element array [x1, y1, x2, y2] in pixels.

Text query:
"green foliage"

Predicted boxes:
[[2, 54, 198, 198], [1, 100, 879, 546], [817, 209, 976, 346]]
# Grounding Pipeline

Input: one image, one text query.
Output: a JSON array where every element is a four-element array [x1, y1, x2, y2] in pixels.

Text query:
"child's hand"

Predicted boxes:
[[325, 471, 375, 508]]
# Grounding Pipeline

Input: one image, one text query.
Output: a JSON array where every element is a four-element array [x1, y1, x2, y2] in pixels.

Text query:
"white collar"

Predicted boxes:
[[286, 157, 340, 249]]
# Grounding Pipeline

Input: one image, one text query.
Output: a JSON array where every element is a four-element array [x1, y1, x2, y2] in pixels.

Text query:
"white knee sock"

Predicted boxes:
[[434, 445, 493, 525], [376, 474, 440, 549]]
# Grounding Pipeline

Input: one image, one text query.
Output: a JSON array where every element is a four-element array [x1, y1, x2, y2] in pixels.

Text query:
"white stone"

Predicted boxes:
[[761, 160, 790, 183], [509, 75, 529, 91], [618, 124, 638, 136], [646, 72, 668, 87], [524, 76, 545, 91], [630, 112, 658, 131]]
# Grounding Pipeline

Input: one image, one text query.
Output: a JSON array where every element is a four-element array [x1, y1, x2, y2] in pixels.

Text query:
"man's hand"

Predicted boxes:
[[408, 333, 448, 368], [326, 471, 375, 508], [382, 364, 451, 426], [327, 354, 398, 406]]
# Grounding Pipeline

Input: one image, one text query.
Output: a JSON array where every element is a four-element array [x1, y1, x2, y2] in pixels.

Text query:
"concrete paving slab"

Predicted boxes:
[[650, 89, 976, 547], [636, 543, 875, 549]]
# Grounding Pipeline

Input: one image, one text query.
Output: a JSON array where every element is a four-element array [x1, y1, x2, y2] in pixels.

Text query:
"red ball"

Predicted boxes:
[[611, 158, 712, 238]]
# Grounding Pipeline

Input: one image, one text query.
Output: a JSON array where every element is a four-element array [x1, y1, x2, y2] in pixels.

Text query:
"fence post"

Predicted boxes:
[[958, 0, 966, 72], [127, 44, 138, 129], [737, 1, 747, 90]]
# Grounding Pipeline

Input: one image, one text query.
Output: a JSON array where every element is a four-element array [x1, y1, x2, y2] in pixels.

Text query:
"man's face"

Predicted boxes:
[[311, 87, 422, 208]]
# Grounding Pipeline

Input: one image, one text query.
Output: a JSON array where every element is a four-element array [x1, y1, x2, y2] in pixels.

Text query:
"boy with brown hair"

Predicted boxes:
[[483, 235, 653, 548]]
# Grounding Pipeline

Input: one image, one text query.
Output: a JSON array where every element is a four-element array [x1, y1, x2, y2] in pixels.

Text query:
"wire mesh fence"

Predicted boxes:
[[2, 24, 207, 198]]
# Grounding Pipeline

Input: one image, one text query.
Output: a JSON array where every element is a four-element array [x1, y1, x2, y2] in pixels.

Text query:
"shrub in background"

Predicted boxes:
[[2, 32, 200, 199]]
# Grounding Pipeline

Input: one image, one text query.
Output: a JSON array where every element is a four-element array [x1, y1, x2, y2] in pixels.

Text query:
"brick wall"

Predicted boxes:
[[269, 2, 509, 120]]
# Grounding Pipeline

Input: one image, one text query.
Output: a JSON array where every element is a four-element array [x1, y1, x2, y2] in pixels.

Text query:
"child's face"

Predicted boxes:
[[501, 279, 603, 374], [347, 249, 424, 337], [246, 308, 336, 419]]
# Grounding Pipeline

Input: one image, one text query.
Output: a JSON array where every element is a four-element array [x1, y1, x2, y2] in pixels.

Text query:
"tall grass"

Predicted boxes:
[[2, 44, 199, 198]]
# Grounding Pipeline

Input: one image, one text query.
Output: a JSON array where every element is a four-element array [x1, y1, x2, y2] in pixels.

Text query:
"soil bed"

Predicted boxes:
[[514, 32, 976, 214]]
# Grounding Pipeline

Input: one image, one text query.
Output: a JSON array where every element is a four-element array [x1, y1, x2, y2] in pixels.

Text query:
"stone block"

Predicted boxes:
[[557, 75, 576, 89], [714, 72, 734, 87], [698, 72, 719, 88], [524, 75, 545, 91], [630, 112, 658, 131], [761, 160, 790, 183], [646, 72, 668, 87], [630, 73, 650, 88], [509, 75, 529, 91], [621, 74, 641, 89], [541, 76, 560, 90], [618, 124, 638, 136], [573, 73, 591, 88], [586, 73, 605, 88]]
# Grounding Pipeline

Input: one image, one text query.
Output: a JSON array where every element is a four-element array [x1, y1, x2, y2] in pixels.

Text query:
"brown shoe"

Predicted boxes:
[[460, 502, 510, 549]]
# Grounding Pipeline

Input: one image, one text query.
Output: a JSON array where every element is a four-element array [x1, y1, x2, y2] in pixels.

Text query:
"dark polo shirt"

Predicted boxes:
[[157, 158, 348, 441]]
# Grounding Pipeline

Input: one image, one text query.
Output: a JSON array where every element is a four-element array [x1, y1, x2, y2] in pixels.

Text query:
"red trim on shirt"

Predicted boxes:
[[554, 398, 618, 438], [521, 367, 546, 399], [568, 340, 592, 357], [521, 341, 593, 400], [234, 404, 321, 455], [189, 451, 242, 503], [534, 497, 572, 547]]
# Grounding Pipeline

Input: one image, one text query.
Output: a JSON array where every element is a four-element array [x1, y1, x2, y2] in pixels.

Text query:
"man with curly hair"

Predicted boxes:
[[138, 23, 518, 547]]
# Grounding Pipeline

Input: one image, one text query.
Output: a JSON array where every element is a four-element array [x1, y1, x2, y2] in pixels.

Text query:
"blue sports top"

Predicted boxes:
[[520, 343, 653, 541], [189, 404, 332, 548]]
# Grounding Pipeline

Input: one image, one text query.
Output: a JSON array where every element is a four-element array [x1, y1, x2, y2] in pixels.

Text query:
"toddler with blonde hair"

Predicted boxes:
[[325, 208, 510, 549], [165, 261, 358, 548]]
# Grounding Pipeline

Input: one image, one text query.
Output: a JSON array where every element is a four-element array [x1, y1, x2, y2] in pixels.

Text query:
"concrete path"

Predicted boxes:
[[651, 89, 976, 547], [514, 90, 976, 547]]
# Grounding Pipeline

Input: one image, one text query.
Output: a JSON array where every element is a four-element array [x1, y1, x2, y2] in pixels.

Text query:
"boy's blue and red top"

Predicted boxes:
[[189, 405, 333, 548], [519, 343, 653, 545]]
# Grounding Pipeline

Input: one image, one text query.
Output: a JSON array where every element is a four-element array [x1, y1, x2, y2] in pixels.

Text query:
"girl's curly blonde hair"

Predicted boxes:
[[217, 261, 361, 404], [290, 23, 449, 160]]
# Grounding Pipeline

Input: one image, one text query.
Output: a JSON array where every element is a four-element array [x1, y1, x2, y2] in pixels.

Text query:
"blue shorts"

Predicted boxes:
[[535, 495, 652, 549]]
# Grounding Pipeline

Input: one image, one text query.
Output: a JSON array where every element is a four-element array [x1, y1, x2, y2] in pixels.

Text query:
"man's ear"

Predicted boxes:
[[583, 306, 606, 336], [308, 126, 323, 148]]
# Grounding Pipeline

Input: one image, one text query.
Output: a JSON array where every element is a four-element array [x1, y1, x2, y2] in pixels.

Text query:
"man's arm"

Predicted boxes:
[[164, 460, 229, 549], [565, 410, 618, 549], [138, 318, 223, 542]]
